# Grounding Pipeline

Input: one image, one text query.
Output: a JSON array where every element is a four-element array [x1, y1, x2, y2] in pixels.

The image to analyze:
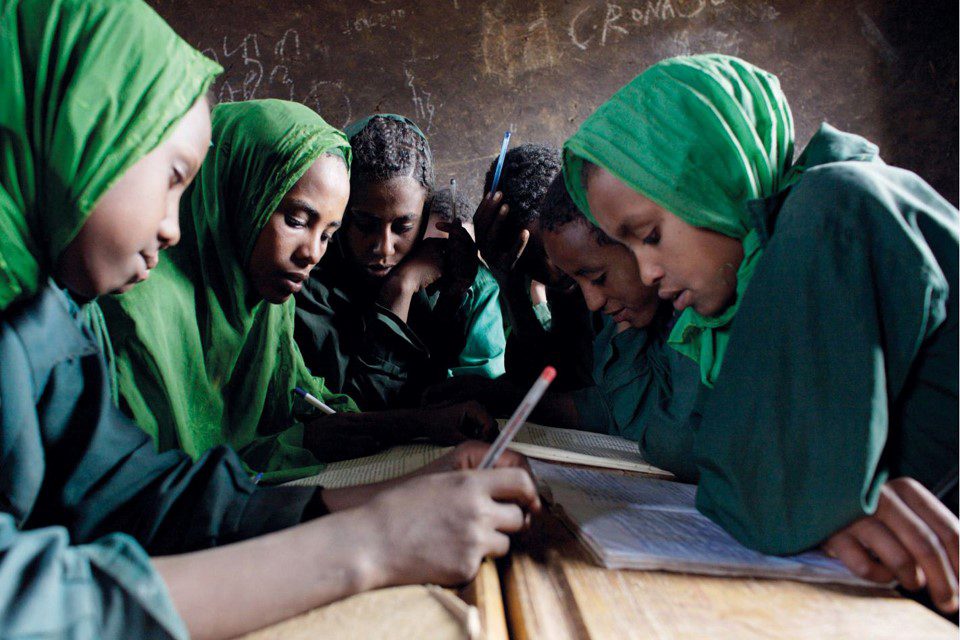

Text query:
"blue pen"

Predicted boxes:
[[490, 131, 511, 194], [251, 472, 263, 485], [294, 386, 336, 415]]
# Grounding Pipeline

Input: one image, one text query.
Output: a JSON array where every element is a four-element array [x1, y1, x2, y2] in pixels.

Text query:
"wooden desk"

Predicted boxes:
[[500, 510, 957, 639]]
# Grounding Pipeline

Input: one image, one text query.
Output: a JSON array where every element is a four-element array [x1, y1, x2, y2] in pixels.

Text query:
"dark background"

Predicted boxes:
[[149, 0, 959, 204]]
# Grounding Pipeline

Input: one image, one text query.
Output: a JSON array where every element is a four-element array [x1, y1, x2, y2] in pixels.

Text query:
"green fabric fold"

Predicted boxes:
[[101, 99, 358, 483], [562, 54, 796, 386], [0, 0, 221, 311]]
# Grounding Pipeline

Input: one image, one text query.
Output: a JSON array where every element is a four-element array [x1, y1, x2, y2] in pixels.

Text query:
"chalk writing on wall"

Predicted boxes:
[[200, 29, 352, 127], [568, 0, 728, 51], [481, 2, 558, 83]]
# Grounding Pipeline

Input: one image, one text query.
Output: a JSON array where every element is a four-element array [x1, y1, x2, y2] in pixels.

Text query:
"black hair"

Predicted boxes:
[[348, 115, 435, 193], [539, 174, 618, 246], [483, 143, 560, 226], [427, 185, 476, 224]]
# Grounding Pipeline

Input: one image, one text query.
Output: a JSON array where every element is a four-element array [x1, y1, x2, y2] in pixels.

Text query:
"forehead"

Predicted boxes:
[[542, 222, 606, 271], [287, 155, 349, 201], [351, 175, 426, 220], [585, 166, 665, 233]]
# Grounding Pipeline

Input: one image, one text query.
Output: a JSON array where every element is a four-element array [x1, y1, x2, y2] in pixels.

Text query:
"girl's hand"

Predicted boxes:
[[358, 468, 541, 587], [473, 191, 528, 281], [435, 219, 479, 298], [821, 477, 959, 613], [415, 400, 498, 443], [417, 440, 528, 475]]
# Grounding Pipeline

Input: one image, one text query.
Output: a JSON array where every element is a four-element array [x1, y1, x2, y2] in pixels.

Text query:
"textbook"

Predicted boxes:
[[285, 444, 452, 488], [285, 422, 671, 488], [501, 420, 672, 477], [530, 460, 879, 587]]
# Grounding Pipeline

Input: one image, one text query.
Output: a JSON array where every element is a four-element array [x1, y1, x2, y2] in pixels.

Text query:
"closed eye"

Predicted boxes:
[[590, 273, 607, 287], [641, 227, 660, 246]]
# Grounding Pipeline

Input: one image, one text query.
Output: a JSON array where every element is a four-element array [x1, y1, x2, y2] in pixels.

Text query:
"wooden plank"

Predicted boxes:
[[504, 511, 958, 640], [458, 558, 509, 640]]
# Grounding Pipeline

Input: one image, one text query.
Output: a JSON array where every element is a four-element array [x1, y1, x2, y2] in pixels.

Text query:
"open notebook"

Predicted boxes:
[[286, 421, 670, 488], [531, 460, 879, 587], [501, 420, 672, 477]]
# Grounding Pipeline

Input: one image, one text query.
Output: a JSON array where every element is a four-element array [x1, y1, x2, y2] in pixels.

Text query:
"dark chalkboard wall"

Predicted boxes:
[[148, 0, 958, 204]]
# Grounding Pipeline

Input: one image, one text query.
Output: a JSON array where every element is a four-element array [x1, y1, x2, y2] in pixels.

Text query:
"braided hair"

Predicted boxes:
[[483, 143, 560, 226], [427, 185, 476, 225], [348, 115, 435, 193], [539, 174, 618, 246]]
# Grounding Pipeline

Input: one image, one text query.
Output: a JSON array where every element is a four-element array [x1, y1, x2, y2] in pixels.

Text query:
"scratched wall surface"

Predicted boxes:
[[148, 0, 958, 204]]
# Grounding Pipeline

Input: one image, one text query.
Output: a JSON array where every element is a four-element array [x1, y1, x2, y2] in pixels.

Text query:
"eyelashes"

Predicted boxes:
[[641, 228, 660, 246]]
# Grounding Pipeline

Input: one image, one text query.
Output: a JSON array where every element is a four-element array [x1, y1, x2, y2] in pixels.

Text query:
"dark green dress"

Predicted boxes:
[[572, 314, 706, 481], [294, 241, 506, 410], [499, 274, 595, 390], [0, 284, 325, 638], [695, 127, 959, 555]]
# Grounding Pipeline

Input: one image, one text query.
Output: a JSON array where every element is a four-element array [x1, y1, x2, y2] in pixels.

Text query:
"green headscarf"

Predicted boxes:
[[101, 100, 358, 483], [563, 54, 797, 387], [0, 0, 221, 311]]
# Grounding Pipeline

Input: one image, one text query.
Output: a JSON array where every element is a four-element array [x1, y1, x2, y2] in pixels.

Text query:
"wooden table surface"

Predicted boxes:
[[497, 510, 958, 640]]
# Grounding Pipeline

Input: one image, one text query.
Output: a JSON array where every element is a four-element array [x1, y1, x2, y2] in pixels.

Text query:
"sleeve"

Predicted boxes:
[[694, 164, 956, 555], [0, 514, 188, 640], [294, 274, 428, 410], [578, 317, 703, 480], [3, 326, 321, 556], [449, 270, 506, 379]]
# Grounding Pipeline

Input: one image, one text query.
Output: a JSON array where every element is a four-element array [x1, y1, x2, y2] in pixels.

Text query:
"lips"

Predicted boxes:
[[278, 271, 309, 295], [365, 263, 393, 275], [659, 288, 692, 312]]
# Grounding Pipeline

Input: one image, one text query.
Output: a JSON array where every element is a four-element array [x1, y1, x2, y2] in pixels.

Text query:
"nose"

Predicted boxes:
[[372, 227, 395, 260], [158, 203, 181, 249], [581, 285, 606, 313], [295, 228, 326, 268], [638, 258, 664, 288]]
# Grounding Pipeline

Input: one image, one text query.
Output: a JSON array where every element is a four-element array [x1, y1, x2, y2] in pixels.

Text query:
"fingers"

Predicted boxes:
[[508, 228, 531, 270], [878, 480, 959, 612], [484, 531, 512, 558], [823, 529, 896, 584], [890, 477, 960, 577], [473, 191, 502, 240], [461, 400, 497, 440], [489, 502, 526, 534], [481, 468, 541, 513], [848, 517, 921, 588]]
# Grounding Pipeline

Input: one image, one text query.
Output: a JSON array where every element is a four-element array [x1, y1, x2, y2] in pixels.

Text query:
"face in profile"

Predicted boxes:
[[585, 166, 744, 317], [55, 97, 212, 298], [247, 154, 350, 304], [542, 219, 660, 328], [341, 176, 428, 280]]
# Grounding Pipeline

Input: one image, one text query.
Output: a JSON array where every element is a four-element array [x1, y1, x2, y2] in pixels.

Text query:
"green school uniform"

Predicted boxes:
[[693, 130, 959, 553], [500, 274, 595, 389], [1, 283, 325, 639], [563, 54, 958, 554], [101, 100, 358, 484], [572, 315, 705, 481], [294, 239, 506, 410]]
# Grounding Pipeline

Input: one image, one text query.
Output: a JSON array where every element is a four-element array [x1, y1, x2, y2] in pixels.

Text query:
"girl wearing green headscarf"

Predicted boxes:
[[295, 113, 507, 410], [100, 99, 361, 483], [564, 54, 958, 612]]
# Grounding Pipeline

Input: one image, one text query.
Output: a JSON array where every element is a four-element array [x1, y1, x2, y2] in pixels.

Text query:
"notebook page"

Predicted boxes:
[[285, 444, 452, 488], [531, 460, 877, 587], [501, 420, 671, 476]]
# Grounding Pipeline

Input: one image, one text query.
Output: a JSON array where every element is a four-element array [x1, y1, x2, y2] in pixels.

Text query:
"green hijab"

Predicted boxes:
[[101, 100, 358, 483], [0, 0, 221, 311], [563, 54, 796, 387]]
